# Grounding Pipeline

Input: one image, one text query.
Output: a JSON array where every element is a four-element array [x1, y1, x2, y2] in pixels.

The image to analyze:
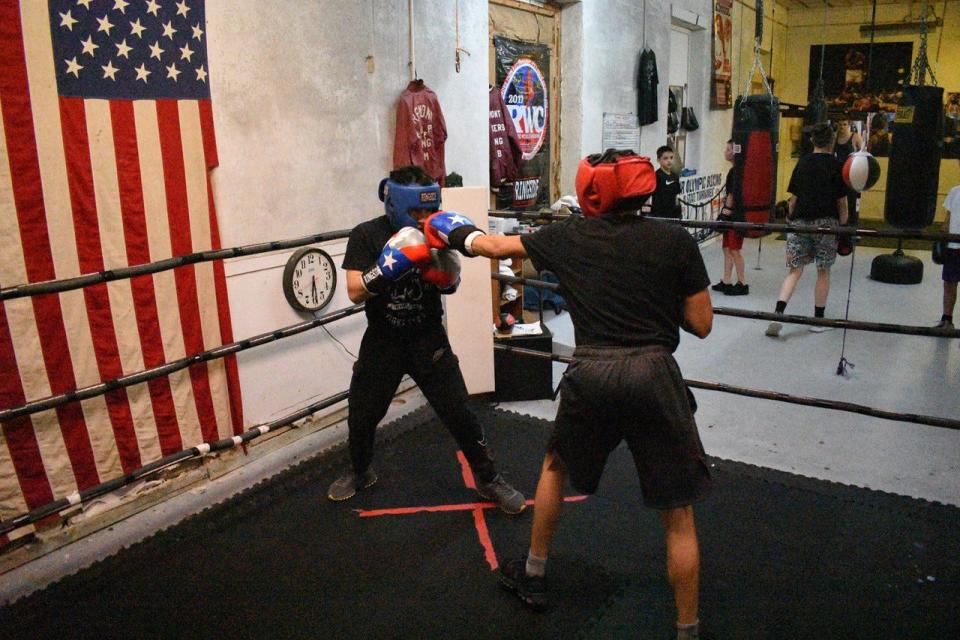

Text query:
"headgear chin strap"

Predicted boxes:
[[379, 178, 442, 230], [574, 149, 656, 217]]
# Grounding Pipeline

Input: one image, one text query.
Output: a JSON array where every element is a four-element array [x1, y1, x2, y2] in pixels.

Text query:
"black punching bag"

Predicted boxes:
[[732, 94, 780, 237], [884, 85, 944, 228]]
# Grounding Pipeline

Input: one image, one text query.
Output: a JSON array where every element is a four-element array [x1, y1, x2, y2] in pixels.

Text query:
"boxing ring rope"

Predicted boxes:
[[491, 273, 960, 339], [2, 214, 958, 536], [0, 229, 352, 301], [489, 210, 960, 245], [0, 304, 366, 422], [0, 389, 351, 537], [493, 344, 960, 432]]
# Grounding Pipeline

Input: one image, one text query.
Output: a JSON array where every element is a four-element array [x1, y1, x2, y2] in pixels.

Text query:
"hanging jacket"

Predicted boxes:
[[489, 86, 524, 187], [393, 80, 448, 183], [637, 48, 659, 126]]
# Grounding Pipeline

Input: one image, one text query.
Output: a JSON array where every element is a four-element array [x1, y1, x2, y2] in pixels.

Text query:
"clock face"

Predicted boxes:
[[282, 248, 337, 312]]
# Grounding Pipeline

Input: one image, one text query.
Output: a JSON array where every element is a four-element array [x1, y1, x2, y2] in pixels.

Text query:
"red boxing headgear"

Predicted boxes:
[[574, 149, 657, 217]]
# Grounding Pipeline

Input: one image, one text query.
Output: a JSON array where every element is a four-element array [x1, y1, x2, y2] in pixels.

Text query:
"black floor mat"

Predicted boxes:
[[1, 405, 957, 640]]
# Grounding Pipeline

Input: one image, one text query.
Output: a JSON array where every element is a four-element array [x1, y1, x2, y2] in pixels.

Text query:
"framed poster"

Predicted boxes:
[[711, 0, 733, 109]]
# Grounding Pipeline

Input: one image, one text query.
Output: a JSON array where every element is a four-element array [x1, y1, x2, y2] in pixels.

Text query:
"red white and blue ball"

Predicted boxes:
[[842, 151, 881, 193]]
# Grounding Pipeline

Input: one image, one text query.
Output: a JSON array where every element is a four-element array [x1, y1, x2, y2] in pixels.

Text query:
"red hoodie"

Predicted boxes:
[[393, 80, 448, 183]]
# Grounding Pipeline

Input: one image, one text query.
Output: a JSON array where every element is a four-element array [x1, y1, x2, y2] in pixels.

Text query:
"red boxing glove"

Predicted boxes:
[[420, 248, 461, 293]]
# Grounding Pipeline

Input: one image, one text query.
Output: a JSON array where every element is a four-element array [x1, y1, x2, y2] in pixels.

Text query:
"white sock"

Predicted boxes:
[[525, 550, 547, 577]]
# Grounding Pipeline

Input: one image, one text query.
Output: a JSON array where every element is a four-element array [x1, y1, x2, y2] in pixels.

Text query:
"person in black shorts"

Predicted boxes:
[[766, 123, 849, 337], [426, 150, 714, 640], [326, 165, 525, 514]]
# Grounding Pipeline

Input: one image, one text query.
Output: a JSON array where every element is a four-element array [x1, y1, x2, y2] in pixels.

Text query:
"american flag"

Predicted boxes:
[[0, 0, 243, 543]]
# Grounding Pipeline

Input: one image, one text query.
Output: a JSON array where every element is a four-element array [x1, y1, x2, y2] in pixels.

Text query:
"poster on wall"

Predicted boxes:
[[494, 36, 551, 209], [807, 42, 912, 113], [711, 0, 733, 109], [806, 42, 913, 157]]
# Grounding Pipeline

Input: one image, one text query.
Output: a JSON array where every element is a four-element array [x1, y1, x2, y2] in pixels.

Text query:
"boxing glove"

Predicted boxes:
[[420, 248, 461, 294], [424, 211, 486, 256], [361, 227, 431, 295]]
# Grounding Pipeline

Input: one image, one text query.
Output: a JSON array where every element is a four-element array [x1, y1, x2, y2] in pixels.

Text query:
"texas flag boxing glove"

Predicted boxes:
[[420, 248, 461, 293], [361, 227, 432, 295], [424, 212, 486, 256]]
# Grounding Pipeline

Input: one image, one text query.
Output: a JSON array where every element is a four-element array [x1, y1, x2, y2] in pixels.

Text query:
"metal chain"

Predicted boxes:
[[911, 1, 938, 86]]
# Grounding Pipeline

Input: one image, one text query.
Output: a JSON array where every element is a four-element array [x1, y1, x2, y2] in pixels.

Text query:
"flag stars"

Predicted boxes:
[[101, 60, 119, 81], [96, 15, 115, 36], [191, 23, 203, 41], [80, 35, 99, 57], [130, 18, 146, 38], [113, 0, 130, 14], [176, 1, 190, 18], [162, 21, 177, 40], [134, 62, 151, 82], [65, 57, 83, 78], [195, 65, 207, 82], [76, 0, 93, 9], [59, 10, 79, 31], [149, 41, 165, 60], [115, 39, 133, 58], [179, 43, 194, 62], [145, 0, 162, 17], [166, 62, 181, 82]]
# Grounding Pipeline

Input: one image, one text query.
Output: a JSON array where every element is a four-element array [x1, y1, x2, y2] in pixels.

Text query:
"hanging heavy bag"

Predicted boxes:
[[681, 107, 699, 131], [731, 94, 780, 238], [884, 85, 944, 229]]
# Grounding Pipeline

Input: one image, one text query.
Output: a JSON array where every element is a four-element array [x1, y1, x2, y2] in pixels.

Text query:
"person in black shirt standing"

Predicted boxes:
[[327, 165, 525, 515], [650, 146, 683, 219], [766, 123, 849, 337], [426, 150, 714, 640]]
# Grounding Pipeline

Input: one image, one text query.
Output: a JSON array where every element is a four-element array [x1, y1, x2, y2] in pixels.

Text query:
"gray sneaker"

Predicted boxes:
[[765, 321, 782, 337], [327, 468, 378, 501], [477, 474, 526, 514]]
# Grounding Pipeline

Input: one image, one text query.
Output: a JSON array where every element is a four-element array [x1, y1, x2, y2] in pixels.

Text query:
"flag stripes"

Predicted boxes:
[[0, 1, 243, 527]]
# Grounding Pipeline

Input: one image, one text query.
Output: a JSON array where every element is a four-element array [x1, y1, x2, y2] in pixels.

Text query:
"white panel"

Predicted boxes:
[[669, 27, 690, 87], [440, 188, 495, 395]]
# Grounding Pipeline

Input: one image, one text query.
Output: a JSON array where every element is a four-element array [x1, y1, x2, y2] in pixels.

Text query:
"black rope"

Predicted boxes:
[[493, 344, 960, 431], [836, 243, 858, 377], [0, 304, 365, 422], [0, 390, 351, 537], [653, 217, 960, 243], [0, 229, 352, 301], [492, 273, 960, 339]]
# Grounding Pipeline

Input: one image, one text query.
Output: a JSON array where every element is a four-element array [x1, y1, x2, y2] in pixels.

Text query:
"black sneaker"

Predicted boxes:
[[728, 282, 749, 296], [327, 468, 378, 501], [710, 281, 730, 294], [476, 474, 526, 514], [498, 558, 549, 610]]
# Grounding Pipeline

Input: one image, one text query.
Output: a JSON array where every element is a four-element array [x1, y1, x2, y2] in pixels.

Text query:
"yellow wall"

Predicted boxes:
[[779, 1, 960, 221]]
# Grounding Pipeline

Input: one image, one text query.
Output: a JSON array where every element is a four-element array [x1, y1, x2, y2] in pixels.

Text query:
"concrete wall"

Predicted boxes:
[[205, 0, 490, 425], [559, 0, 789, 205]]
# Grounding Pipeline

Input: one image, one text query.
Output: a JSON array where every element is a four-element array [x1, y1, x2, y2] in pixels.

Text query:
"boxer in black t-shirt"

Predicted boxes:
[[426, 150, 714, 640], [326, 166, 525, 515]]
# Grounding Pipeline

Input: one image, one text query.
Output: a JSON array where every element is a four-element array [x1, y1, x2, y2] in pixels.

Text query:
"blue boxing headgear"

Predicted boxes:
[[378, 178, 441, 230]]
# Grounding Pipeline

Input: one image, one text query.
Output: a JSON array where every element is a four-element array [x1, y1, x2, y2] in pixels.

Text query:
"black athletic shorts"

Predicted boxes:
[[551, 345, 712, 509]]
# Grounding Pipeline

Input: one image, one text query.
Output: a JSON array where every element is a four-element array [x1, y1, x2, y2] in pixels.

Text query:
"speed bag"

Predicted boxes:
[[842, 151, 881, 193], [884, 85, 944, 229], [732, 94, 780, 238]]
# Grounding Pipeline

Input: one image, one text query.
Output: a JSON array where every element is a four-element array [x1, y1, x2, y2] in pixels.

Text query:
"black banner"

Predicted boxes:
[[494, 36, 551, 209]]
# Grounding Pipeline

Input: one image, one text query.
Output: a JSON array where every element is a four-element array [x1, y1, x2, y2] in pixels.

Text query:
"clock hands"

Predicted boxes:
[[311, 275, 318, 304]]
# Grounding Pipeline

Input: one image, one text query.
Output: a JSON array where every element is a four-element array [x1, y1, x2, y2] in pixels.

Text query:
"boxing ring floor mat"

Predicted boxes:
[[1, 406, 957, 640]]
